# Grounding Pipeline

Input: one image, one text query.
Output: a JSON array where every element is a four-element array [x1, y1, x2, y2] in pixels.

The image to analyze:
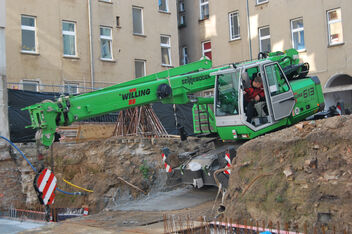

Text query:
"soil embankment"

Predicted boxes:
[[224, 116, 352, 227]]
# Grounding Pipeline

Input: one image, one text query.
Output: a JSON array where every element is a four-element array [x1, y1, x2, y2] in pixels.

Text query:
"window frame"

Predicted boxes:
[[134, 59, 146, 78], [229, 11, 240, 41], [259, 26, 271, 52], [132, 6, 144, 35], [62, 21, 77, 57], [99, 26, 113, 60], [199, 0, 209, 20], [160, 35, 172, 66], [64, 82, 79, 94], [290, 18, 305, 52], [179, 2, 185, 12], [158, 0, 169, 13], [22, 80, 39, 92], [201, 41, 212, 60], [327, 8, 344, 46], [21, 15, 37, 53], [256, 0, 268, 5], [179, 15, 186, 26], [181, 47, 188, 65]]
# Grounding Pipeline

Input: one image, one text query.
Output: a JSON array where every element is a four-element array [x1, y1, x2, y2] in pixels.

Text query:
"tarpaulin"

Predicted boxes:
[[8, 89, 194, 142]]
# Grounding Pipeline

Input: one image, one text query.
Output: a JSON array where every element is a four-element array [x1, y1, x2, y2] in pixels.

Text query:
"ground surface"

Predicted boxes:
[[7, 116, 352, 233], [21, 187, 219, 233], [0, 218, 46, 234]]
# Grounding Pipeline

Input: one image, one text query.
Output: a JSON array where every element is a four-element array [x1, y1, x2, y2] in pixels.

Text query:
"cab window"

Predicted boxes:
[[216, 71, 240, 116], [264, 63, 290, 96]]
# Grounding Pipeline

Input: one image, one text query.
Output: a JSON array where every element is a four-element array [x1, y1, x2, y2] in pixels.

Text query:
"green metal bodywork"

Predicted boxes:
[[24, 48, 324, 147]]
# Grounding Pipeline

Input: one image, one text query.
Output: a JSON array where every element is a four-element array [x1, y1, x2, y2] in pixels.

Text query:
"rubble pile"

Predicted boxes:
[[224, 116, 352, 227]]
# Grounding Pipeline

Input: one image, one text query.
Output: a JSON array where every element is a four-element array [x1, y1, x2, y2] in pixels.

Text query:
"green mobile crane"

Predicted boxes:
[[24, 49, 324, 188]]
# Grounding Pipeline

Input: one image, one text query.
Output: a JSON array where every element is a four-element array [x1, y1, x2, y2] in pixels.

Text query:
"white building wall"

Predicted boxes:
[[0, 0, 9, 140]]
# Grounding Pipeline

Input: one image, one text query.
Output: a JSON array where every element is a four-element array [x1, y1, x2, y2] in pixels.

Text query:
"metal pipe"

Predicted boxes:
[[246, 0, 253, 61], [88, 0, 95, 89]]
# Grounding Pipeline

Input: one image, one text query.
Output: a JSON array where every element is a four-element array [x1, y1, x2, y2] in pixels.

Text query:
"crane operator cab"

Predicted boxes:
[[213, 60, 296, 140]]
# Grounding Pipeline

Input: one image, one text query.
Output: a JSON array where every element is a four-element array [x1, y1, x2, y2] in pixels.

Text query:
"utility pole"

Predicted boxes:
[[0, 0, 10, 142]]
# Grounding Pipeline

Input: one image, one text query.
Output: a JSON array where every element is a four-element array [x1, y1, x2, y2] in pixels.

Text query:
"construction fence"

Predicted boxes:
[[0, 206, 87, 222], [163, 214, 350, 234]]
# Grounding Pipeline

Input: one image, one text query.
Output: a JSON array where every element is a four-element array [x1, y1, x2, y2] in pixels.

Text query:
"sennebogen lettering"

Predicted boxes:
[[182, 75, 210, 85]]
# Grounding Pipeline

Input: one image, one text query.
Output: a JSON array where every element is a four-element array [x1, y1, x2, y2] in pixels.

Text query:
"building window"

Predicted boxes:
[[202, 41, 212, 60], [132, 7, 144, 35], [21, 15, 37, 52], [161, 35, 171, 66], [22, 80, 39, 92], [100, 27, 113, 60], [62, 21, 77, 56], [179, 2, 185, 12], [182, 47, 189, 65], [291, 18, 305, 51], [327, 8, 344, 46], [179, 15, 186, 26], [100, 0, 112, 2], [199, 0, 209, 20], [259, 26, 271, 52], [135, 60, 146, 78], [158, 0, 169, 12], [256, 0, 268, 5], [229, 11, 240, 41], [64, 82, 79, 94]]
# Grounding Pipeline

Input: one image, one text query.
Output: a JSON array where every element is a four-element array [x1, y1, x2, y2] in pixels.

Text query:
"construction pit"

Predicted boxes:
[[1, 116, 352, 233]]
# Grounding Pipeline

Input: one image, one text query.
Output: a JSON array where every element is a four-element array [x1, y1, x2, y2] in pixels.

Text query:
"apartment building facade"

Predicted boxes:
[[178, 0, 352, 110], [6, 0, 179, 93]]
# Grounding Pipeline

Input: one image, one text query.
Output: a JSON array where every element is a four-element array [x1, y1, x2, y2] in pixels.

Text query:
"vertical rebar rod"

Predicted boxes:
[[321, 225, 325, 234], [263, 220, 266, 232], [285, 223, 289, 234], [244, 219, 248, 234]]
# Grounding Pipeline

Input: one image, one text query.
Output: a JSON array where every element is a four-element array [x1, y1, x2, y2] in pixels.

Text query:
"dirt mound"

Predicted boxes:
[[51, 136, 212, 213], [224, 116, 352, 227]]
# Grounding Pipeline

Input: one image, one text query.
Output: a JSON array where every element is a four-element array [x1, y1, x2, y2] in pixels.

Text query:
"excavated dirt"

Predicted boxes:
[[7, 116, 352, 232], [49, 136, 215, 214], [224, 116, 352, 228]]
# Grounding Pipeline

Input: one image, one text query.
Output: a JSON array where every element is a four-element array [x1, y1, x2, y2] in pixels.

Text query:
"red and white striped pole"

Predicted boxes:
[[224, 153, 231, 175], [162, 153, 172, 173]]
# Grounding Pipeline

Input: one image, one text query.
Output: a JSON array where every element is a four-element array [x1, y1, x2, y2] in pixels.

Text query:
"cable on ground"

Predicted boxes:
[[63, 178, 93, 193], [0, 135, 85, 196]]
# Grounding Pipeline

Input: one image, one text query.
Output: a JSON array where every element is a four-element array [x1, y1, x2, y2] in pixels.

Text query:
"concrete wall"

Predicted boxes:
[[6, 0, 180, 91], [0, 0, 4, 28], [0, 0, 9, 140]]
